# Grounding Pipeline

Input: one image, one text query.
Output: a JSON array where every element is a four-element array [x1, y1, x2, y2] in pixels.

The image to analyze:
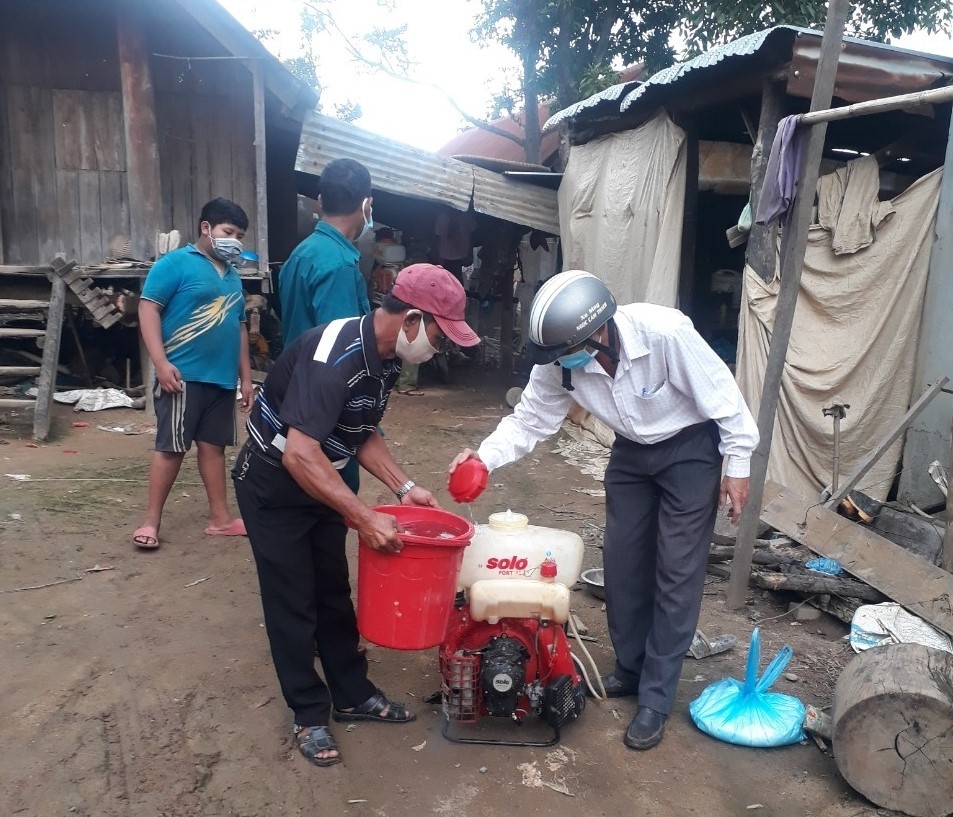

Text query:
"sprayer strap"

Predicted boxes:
[[395, 480, 416, 501]]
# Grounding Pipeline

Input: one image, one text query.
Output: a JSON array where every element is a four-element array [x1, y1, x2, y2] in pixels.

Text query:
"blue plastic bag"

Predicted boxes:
[[688, 628, 805, 747]]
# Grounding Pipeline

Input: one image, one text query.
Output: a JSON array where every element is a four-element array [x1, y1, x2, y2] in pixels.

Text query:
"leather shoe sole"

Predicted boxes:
[[589, 672, 638, 699], [623, 706, 666, 750]]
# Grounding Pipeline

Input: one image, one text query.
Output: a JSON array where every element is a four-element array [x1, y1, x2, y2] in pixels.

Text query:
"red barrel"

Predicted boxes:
[[356, 505, 473, 650]]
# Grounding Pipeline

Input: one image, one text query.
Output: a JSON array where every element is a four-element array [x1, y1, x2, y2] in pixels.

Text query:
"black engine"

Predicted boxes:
[[480, 636, 527, 717]]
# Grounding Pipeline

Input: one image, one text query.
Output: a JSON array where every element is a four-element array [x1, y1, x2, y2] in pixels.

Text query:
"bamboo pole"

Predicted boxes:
[[799, 83, 953, 127]]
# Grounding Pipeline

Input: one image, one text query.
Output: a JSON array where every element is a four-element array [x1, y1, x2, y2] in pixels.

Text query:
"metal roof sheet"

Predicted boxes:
[[619, 27, 784, 112], [546, 25, 953, 133], [296, 112, 560, 234]]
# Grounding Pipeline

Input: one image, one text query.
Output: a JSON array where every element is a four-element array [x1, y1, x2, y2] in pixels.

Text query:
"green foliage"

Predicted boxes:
[[679, 0, 953, 53]]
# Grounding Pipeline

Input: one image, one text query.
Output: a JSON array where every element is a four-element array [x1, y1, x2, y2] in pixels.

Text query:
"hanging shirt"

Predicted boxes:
[[278, 221, 370, 347], [478, 303, 759, 477], [141, 244, 245, 389], [246, 316, 399, 470]]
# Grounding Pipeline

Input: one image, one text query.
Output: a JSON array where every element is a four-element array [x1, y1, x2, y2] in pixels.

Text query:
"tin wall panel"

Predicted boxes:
[[471, 166, 560, 235], [297, 111, 560, 234], [296, 111, 473, 212]]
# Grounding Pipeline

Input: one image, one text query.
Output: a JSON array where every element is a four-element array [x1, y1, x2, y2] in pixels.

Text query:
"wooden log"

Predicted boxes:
[[750, 569, 883, 601], [708, 544, 802, 566], [833, 644, 953, 817], [807, 594, 861, 624]]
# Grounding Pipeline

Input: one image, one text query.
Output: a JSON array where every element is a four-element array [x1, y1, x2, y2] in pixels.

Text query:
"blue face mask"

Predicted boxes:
[[557, 348, 596, 369], [358, 198, 374, 241]]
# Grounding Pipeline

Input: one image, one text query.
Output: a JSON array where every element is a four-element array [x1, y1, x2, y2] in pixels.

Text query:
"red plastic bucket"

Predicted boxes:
[[356, 505, 474, 650]]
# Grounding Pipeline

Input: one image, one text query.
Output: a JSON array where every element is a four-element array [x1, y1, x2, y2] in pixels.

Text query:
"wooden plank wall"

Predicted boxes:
[[0, 0, 260, 266], [154, 71, 257, 246]]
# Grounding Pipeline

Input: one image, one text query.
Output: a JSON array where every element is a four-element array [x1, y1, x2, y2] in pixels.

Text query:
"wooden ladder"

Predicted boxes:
[[0, 258, 71, 440]]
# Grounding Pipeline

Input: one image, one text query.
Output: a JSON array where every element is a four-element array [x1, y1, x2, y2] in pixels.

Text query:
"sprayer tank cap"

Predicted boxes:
[[488, 510, 529, 530]]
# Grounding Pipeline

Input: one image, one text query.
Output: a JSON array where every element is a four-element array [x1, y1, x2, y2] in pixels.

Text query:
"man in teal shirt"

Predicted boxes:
[[279, 159, 375, 491], [279, 158, 373, 347]]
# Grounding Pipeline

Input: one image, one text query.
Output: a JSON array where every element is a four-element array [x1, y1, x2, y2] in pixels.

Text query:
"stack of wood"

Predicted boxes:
[[51, 258, 123, 329], [707, 535, 884, 622]]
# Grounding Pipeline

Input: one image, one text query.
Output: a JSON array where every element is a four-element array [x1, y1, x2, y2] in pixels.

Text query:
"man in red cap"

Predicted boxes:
[[232, 263, 479, 768]]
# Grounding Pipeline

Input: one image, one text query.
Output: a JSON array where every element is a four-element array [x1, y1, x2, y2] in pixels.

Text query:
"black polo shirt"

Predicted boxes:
[[246, 315, 400, 468]]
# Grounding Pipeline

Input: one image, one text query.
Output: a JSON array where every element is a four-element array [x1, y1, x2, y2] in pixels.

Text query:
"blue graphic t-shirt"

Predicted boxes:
[[141, 244, 246, 389]]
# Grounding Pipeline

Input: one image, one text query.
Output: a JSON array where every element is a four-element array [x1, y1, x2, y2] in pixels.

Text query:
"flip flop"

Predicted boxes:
[[397, 388, 425, 396], [204, 518, 247, 537], [133, 526, 159, 550]]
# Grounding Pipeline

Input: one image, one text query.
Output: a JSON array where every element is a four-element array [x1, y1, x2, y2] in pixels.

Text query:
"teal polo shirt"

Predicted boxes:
[[141, 245, 245, 389], [278, 221, 371, 346]]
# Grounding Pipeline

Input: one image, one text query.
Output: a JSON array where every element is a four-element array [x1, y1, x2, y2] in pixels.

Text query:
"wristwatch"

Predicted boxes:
[[395, 480, 416, 501]]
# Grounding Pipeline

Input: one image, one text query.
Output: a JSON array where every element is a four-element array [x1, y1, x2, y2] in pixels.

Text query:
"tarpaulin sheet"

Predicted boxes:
[[737, 168, 942, 501], [557, 111, 685, 306]]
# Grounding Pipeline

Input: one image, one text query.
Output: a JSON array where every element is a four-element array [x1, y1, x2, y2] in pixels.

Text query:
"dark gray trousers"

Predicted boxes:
[[602, 421, 722, 714]]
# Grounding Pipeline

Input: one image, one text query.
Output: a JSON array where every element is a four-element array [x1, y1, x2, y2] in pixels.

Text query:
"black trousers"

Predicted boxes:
[[232, 443, 376, 727], [602, 422, 722, 714]]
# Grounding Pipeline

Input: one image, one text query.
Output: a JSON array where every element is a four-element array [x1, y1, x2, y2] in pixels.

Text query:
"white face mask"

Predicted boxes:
[[208, 234, 243, 263], [396, 310, 439, 364]]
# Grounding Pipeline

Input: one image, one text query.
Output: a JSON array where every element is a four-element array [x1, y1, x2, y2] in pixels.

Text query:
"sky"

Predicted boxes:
[[220, 0, 953, 153]]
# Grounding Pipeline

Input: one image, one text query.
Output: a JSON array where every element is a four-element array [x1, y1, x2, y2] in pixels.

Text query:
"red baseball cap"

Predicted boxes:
[[391, 263, 480, 347]]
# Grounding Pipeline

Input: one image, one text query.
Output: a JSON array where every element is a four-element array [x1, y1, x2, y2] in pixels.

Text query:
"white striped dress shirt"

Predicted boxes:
[[478, 303, 759, 477]]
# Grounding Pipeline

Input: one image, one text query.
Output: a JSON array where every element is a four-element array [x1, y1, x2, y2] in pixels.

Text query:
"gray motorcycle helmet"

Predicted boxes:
[[527, 270, 617, 365]]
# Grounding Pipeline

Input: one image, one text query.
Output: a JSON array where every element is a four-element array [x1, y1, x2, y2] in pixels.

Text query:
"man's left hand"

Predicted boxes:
[[720, 476, 750, 523], [401, 485, 439, 508]]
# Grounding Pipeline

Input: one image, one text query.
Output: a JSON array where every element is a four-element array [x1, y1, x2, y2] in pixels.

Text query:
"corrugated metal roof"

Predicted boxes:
[[296, 112, 560, 235], [546, 25, 953, 132], [543, 78, 644, 132], [619, 27, 784, 112]]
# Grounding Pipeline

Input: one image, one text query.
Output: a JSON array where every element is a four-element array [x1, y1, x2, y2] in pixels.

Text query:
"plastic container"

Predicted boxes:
[[457, 510, 584, 589], [356, 505, 473, 650], [448, 458, 489, 503], [469, 578, 571, 624]]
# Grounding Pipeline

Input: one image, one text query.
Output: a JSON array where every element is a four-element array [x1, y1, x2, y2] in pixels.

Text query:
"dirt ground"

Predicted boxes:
[[0, 368, 888, 817]]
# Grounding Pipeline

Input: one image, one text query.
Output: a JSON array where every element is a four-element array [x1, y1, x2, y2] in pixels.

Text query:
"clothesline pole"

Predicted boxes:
[[799, 83, 953, 127], [726, 0, 854, 609]]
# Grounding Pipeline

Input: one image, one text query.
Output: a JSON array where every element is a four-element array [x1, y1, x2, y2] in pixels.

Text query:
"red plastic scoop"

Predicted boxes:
[[448, 458, 489, 503]]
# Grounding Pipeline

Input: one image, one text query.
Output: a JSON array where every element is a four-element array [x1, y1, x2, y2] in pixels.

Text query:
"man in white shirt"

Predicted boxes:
[[450, 270, 758, 750]]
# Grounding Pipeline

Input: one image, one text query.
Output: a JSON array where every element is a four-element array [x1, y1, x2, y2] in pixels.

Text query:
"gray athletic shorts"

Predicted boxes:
[[154, 380, 237, 453]]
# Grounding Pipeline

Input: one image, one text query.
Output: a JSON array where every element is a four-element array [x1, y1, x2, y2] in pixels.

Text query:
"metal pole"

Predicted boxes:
[[726, 0, 853, 609]]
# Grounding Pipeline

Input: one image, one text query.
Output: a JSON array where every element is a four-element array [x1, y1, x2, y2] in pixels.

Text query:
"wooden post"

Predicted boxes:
[[943, 414, 953, 573], [499, 259, 516, 380], [745, 81, 786, 281], [726, 0, 853, 609], [117, 5, 163, 262], [251, 59, 270, 281], [33, 263, 69, 441], [678, 118, 698, 313]]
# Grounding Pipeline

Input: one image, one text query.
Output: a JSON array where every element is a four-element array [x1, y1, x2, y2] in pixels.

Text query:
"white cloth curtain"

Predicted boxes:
[[558, 110, 686, 306], [737, 168, 942, 501]]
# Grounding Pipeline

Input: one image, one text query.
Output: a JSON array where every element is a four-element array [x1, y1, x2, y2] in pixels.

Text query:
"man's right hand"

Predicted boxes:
[[448, 448, 481, 475], [156, 361, 184, 393], [356, 508, 405, 553]]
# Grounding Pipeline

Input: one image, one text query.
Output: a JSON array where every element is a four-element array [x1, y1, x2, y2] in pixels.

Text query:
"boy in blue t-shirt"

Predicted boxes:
[[133, 197, 253, 549]]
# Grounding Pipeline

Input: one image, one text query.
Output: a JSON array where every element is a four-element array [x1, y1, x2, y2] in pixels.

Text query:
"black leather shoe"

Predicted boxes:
[[624, 706, 667, 750], [590, 672, 638, 699]]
